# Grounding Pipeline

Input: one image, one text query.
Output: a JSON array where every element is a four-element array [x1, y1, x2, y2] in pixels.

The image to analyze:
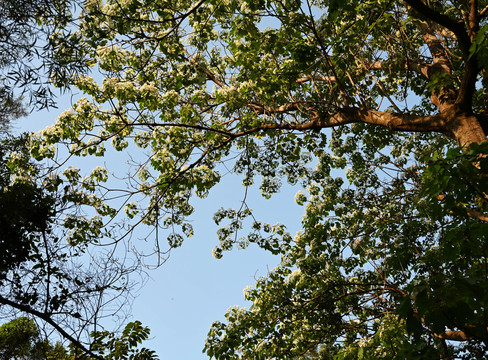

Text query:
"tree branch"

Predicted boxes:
[[468, 0, 480, 40], [466, 209, 488, 222], [456, 0, 481, 111], [416, 20, 452, 77], [243, 106, 451, 137], [418, 315, 483, 342], [435, 329, 474, 341], [405, 0, 480, 111], [456, 57, 480, 112], [184, 49, 226, 88], [247, 102, 301, 115], [0, 294, 103, 359], [295, 60, 432, 84], [480, 5, 488, 17], [321, 108, 449, 134], [404, 0, 471, 55]]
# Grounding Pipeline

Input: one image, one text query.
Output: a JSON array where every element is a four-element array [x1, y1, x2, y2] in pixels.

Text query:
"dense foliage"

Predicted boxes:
[[0, 317, 157, 360], [11, 0, 488, 358], [0, 317, 68, 360]]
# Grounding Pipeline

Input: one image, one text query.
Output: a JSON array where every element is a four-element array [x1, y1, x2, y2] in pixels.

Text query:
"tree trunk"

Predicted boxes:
[[440, 104, 488, 145]]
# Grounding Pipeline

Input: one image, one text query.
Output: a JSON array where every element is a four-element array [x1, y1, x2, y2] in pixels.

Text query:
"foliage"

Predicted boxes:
[[24, 0, 488, 358], [0, 88, 26, 133], [0, 136, 150, 358], [0, 134, 54, 277], [0, 0, 159, 358], [88, 321, 159, 360], [0, 180, 55, 276], [0, 317, 68, 360], [0, 0, 86, 110], [0, 317, 159, 360]]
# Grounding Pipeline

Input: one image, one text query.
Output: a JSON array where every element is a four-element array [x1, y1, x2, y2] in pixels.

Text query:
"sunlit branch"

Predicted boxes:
[[481, 5, 488, 17], [466, 209, 488, 222], [436, 329, 473, 341], [244, 106, 450, 137]]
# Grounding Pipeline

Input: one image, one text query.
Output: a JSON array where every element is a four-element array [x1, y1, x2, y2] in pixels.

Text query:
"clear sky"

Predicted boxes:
[[15, 97, 305, 359]]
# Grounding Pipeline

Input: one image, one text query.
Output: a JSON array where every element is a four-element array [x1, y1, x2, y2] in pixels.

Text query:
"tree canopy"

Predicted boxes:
[[16, 0, 488, 358], [0, 317, 69, 360]]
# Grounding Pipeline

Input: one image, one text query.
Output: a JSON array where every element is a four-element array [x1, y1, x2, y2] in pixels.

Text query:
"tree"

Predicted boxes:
[[0, 317, 68, 360], [0, 318, 158, 360], [0, 137, 160, 360], [0, 317, 158, 360], [0, 133, 148, 359], [29, 0, 488, 358], [0, 1, 158, 358], [0, 0, 86, 111]]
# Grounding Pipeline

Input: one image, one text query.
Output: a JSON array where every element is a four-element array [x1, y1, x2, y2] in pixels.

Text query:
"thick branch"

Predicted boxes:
[[456, 0, 481, 110], [467, 209, 488, 222], [405, 0, 480, 110], [456, 57, 480, 111], [322, 108, 449, 134], [244, 105, 450, 137], [417, 21, 452, 77], [436, 330, 472, 341], [468, 0, 480, 40]]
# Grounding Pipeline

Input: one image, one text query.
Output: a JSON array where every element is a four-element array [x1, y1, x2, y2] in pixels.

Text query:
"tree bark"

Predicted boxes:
[[449, 114, 487, 145], [439, 104, 488, 145]]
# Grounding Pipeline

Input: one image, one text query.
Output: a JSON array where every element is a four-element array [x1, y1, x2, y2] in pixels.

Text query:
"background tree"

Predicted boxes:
[[28, 0, 488, 358], [0, 317, 68, 360], [0, 0, 86, 111], [0, 132, 146, 359], [0, 42, 154, 360], [0, 317, 158, 360], [0, 1, 158, 358]]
